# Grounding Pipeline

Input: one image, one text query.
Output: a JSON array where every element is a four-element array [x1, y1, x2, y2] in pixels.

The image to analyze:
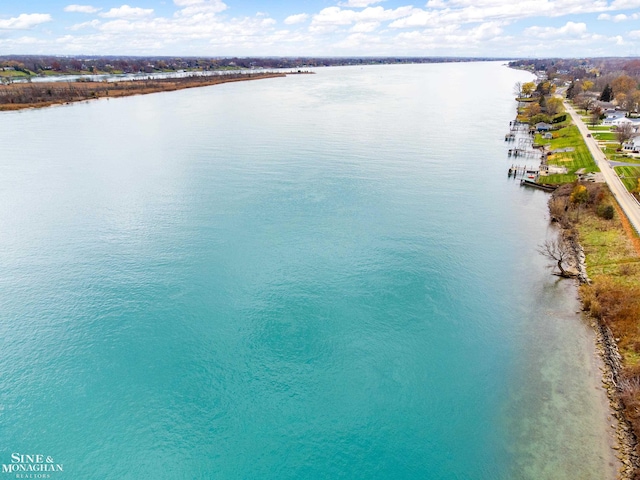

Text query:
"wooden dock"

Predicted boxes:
[[508, 148, 540, 158], [508, 165, 539, 177]]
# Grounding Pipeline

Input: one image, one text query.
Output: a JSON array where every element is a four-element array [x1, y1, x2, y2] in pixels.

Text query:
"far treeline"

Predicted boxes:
[[0, 55, 506, 79]]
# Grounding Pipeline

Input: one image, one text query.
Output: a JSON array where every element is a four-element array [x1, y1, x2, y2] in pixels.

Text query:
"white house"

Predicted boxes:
[[611, 117, 634, 127], [622, 135, 640, 152], [603, 110, 629, 125]]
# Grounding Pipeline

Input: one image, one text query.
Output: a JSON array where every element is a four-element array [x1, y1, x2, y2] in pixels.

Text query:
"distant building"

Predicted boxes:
[[536, 122, 552, 132]]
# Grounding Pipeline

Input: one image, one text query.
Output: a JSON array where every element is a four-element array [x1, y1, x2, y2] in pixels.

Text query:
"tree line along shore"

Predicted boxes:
[[0, 55, 504, 80], [0, 71, 303, 111], [512, 59, 640, 479]]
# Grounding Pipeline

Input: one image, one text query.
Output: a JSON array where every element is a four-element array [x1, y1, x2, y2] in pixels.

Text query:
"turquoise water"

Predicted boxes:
[[0, 63, 615, 479]]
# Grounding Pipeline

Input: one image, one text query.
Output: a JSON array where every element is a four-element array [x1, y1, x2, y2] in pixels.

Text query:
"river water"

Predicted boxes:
[[0, 62, 616, 479]]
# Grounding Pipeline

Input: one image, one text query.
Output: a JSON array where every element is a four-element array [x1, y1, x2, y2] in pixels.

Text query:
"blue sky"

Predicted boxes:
[[2, 0, 640, 56]]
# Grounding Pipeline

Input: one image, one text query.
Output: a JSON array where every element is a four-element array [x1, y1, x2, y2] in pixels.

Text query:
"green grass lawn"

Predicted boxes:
[[536, 124, 599, 184], [588, 126, 612, 131], [545, 173, 581, 183], [593, 132, 617, 141], [614, 166, 640, 191], [0, 70, 32, 78], [602, 144, 629, 161]]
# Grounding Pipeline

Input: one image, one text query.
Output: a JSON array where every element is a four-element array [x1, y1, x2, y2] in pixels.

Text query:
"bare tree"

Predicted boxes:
[[590, 106, 603, 126], [615, 122, 635, 146], [513, 81, 523, 97], [575, 93, 596, 114], [537, 237, 576, 278]]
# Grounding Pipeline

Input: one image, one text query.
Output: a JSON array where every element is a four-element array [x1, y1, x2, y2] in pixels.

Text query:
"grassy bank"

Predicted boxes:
[[575, 196, 640, 462], [552, 185, 640, 358]]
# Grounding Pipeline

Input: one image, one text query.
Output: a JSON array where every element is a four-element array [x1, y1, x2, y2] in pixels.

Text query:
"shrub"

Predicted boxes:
[[597, 204, 615, 220], [570, 184, 589, 204]]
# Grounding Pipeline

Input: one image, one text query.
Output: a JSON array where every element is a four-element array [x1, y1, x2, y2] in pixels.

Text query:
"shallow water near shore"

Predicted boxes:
[[0, 62, 616, 478]]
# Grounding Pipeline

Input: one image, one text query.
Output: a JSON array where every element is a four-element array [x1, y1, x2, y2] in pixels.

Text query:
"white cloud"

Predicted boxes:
[[64, 5, 101, 14], [6, 0, 640, 57], [172, 0, 225, 7], [338, 0, 384, 7], [598, 12, 639, 21], [174, 0, 206, 5], [284, 13, 309, 25], [391, 20, 506, 51], [99, 5, 154, 19], [308, 24, 339, 34], [69, 19, 101, 30], [99, 19, 138, 33], [311, 6, 416, 28], [312, 7, 355, 26], [351, 21, 380, 32], [61, 4, 280, 52], [173, 0, 227, 16], [333, 32, 379, 49], [472, 21, 504, 40], [524, 21, 587, 38], [610, 0, 640, 7], [0, 13, 52, 30], [390, 0, 640, 29]]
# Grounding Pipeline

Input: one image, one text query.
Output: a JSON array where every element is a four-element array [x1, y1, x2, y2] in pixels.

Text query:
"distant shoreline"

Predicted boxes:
[[0, 71, 312, 112]]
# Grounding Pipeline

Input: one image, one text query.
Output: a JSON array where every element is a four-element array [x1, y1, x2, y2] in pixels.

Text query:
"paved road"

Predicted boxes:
[[563, 101, 640, 234]]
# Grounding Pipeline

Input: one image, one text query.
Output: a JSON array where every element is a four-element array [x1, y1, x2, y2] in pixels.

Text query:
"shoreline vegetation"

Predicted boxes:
[[510, 59, 640, 479], [0, 71, 310, 111]]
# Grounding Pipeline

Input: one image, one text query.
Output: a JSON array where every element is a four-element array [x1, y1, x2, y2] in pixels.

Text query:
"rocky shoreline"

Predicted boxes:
[[565, 220, 638, 479], [592, 313, 638, 478]]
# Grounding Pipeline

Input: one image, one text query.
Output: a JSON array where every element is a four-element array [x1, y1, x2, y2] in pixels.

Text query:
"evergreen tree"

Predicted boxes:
[[600, 83, 613, 102], [538, 95, 547, 109]]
